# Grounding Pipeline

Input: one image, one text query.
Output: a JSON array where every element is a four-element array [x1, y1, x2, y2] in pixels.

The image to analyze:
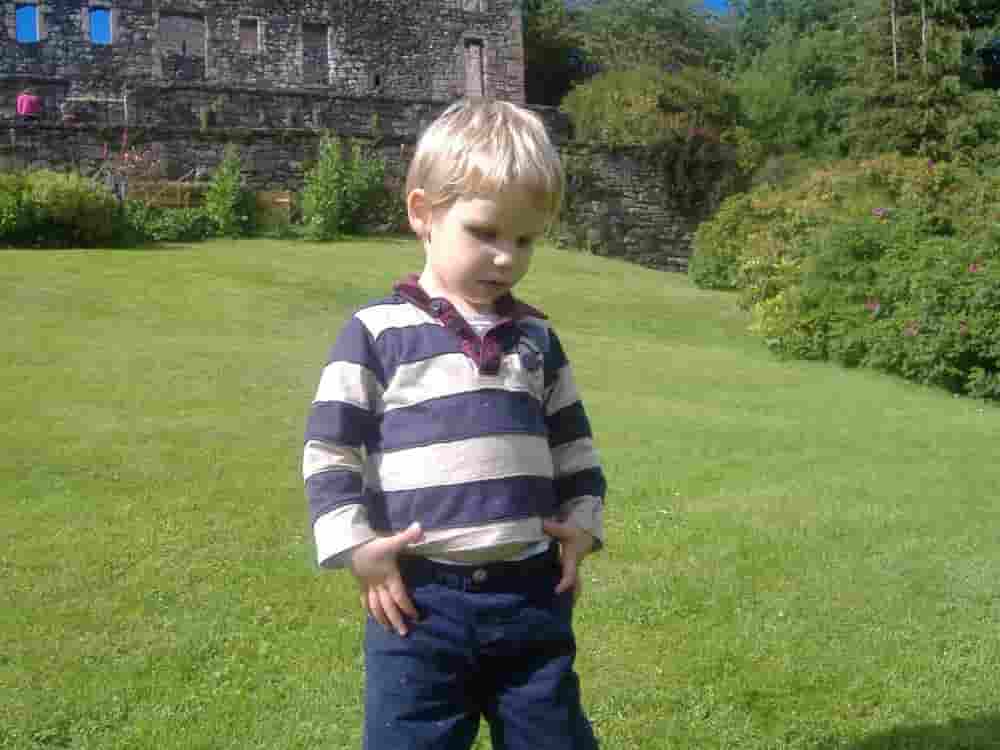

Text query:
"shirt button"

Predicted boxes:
[[472, 568, 488, 584]]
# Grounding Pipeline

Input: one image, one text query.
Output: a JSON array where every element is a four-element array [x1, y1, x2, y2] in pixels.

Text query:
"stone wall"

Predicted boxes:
[[0, 122, 401, 191], [1, 120, 742, 270], [554, 141, 746, 272], [0, 109, 570, 189]]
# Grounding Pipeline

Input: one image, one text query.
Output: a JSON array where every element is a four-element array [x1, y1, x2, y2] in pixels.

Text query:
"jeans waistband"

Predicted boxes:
[[399, 543, 558, 593]]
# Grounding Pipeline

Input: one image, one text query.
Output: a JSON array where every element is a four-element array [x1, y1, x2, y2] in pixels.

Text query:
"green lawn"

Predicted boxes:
[[3, 238, 999, 749]]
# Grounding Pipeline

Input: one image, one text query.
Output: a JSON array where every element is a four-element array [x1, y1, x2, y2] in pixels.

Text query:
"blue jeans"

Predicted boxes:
[[363, 545, 598, 750]]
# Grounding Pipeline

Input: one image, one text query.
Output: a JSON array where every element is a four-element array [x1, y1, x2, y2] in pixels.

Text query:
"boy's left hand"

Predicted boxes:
[[543, 519, 595, 603]]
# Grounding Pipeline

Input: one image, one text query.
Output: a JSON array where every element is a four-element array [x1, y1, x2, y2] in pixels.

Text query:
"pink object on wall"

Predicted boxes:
[[16, 93, 42, 116]]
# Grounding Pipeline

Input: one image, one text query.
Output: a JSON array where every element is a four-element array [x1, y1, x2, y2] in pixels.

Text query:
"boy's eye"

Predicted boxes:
[[470, 227, 497, 242], [517, 236, 535, 249]]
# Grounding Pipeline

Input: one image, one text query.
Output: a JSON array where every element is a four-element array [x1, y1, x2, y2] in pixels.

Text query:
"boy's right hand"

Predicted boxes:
[[349, 522, 424, 637]]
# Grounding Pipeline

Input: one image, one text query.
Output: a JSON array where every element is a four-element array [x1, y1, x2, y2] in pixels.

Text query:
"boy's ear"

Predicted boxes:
[[407, 189, 432, 241]]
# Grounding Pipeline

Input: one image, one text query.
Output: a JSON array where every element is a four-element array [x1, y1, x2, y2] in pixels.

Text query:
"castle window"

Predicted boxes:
[[159, 13, 207, 81], [239, 18, 260, 53], [302, 23, 329, 85], [89, 7, 112, 44], [464, 39, 484, 97], [15, 4, 40, 43]]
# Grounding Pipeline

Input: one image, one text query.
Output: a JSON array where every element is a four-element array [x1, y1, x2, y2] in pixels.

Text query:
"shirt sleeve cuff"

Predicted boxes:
[[314, 504, 377, 569], [556, 496, 604, 553]]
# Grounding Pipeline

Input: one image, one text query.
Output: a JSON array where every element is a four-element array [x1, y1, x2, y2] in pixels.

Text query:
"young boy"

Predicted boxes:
[[303, 98, 606, 749]]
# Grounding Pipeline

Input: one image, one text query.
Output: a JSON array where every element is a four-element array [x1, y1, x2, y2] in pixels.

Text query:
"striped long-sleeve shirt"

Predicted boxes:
[[303, 276, 606, 568]]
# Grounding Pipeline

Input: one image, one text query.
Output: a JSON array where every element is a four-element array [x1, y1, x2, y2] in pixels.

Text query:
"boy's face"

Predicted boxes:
[[409, 189, 549, 316]]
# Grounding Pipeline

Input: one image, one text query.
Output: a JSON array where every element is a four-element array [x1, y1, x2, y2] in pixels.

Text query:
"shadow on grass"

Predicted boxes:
[[844, 714, 1000, 749], [1, 242, 194, 252]]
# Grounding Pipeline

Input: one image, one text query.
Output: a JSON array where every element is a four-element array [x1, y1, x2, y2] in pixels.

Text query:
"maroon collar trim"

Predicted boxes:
[[392, 274, 547, 321]]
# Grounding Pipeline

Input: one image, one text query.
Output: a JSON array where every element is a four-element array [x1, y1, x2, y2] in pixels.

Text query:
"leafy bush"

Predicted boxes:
[[0, 173, 32, 244], [301, 136, 391, 240], [125, 202, 216, 243], [0, 170, 122, 247], [561, 65, 738, 146], [842, 79, 1000, 171], [204, 144, 254, 237], [691, 155, 1000, 400]]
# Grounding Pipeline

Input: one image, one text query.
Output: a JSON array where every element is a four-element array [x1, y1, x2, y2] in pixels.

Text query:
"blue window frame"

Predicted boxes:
[[90, 7, 111, 44], [16, 4, 39, 43]]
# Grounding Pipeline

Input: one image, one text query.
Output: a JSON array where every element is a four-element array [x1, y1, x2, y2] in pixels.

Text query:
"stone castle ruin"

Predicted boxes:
[[1, 0, 741, 270], [2, 0, 524, 126]]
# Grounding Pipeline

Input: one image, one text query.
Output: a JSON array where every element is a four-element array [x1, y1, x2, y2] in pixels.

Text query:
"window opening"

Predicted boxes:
[[239, 18, 259, 53], [90, 7, 112, 44], [302, 23, 329, 84], [464, 39, 484, 97], [15, 4, 39, 43], [159, 14, 207, 80]]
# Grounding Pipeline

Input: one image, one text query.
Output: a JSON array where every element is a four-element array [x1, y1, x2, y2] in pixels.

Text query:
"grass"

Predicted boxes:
[[3, 238, 999, 749]]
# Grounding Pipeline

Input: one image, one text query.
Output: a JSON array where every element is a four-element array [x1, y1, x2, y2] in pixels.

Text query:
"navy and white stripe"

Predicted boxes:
[[304, 288, 606, 568]]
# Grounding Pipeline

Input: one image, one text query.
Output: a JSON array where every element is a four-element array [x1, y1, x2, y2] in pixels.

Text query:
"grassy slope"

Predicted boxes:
[[2, 239, 998, 749]]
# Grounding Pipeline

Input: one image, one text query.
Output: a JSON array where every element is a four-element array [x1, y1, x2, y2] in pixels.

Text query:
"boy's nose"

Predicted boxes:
[[493, 248, 515, 266]]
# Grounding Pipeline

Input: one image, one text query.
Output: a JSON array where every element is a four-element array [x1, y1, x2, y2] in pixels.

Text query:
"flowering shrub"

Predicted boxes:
[[859, 238, 1000, 399], [691, 155, 1000, 400]]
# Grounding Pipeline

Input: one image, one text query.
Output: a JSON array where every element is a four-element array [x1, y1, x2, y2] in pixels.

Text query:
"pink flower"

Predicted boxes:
[[872, 207, 889, 219], [864, 297, 881, 316], [968, 261, 984, 273]]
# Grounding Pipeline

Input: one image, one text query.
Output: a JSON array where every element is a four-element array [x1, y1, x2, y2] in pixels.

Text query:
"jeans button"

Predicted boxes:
[[472, 568, 488, 584]]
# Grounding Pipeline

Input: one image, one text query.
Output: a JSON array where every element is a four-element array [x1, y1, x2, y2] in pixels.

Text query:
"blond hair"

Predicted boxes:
[[405, 98, 564, 218]]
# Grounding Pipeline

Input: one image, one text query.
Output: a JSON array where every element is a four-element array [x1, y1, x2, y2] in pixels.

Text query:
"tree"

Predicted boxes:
[[575, 0, 733, 73], [561, 64, 738, 145], [928, 0, 1000, 30], [733, 0, 865, 61]]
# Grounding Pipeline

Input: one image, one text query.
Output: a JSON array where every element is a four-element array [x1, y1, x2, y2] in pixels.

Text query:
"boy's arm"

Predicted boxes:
[[544, 330, 606, 551], [304, 316, 383, 569]]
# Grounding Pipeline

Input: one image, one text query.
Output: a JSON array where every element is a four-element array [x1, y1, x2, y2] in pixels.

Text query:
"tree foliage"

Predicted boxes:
[[561, 65, 738, 145], [732, 26, 861, 153], [576, 0, 734, 72]]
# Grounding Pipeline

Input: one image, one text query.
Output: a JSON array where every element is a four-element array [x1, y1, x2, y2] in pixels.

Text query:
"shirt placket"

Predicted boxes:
[[429, 299, 509, 376]]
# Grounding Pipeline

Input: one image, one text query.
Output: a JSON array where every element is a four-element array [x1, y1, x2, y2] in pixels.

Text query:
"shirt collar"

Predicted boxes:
[[392, 273, 547, 321]]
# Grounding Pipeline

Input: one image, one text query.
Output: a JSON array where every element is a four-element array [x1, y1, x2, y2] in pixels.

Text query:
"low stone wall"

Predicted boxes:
[[0, 121, 403, 190], [554, 140, 746, 272], [0, 120, 743, 270]]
